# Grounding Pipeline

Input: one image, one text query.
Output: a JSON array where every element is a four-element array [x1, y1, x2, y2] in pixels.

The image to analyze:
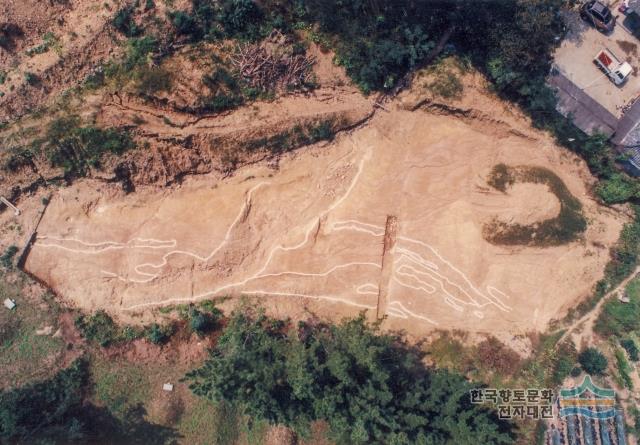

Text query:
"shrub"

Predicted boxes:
[[552, 356, 574, 384], [41, 116, 135, 177], [578, 347, 608, 375], [75, 311, 118, 347], [596, 174, 639, 204], [113, 7, 142, 37], [169, 11, 200, 38], [24, 72, 39, 85], [0, 245, 18, 269], [615, 348, 634, 389], [123, 36, 159, 71], [621, 338, 639, 361], [145, 323, 173, 344], [189, 309, 213, 336], [570, 367, 582, 377]]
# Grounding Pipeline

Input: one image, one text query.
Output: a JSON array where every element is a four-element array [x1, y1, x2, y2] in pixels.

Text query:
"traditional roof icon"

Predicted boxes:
[[559, 376, 617, 419]]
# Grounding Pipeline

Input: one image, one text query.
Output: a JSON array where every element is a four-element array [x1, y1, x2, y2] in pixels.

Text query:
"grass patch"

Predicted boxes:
[[0, 274, 65, 388], [484, 165, 586, 246], [595, 277, 640, 338], [423, 57, 467, 100], [90, 355, 151, 418], [614, 348, 633, 390], [177, 398, 259, 445]]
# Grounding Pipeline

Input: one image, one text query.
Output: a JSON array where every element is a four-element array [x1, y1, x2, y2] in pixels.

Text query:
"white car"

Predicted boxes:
[[594, 48, 633, 85]]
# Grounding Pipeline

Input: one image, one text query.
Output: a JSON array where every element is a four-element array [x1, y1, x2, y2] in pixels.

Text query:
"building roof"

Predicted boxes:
[[548, 70, 617, 136]]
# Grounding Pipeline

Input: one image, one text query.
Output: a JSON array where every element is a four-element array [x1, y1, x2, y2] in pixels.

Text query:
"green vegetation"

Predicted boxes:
[[621, 338, 639, 361], [0, 358, 89, 443], [578, 347, 608, 376], [134, 66, 172, 95], [74, 310, 143, 347], [0, 245, 18, 269], [186, 310, 515, 444], [113, 6, 143, 37], [596, 277, 640, 338], [244, 119, 337, 154], [551, 342, 578, 385], [24, 72, 39, 86], [145, 322, 174, 344], [423, 57, 466, 100], [34, 115, 135, 177], [168, 0, 278, 42], [189, 307, 221, 337], [574, 206, 640, 320], [596, 173, 640, 204], [25, 32, 59, 56], [200, 67, 246, 113], [0, 71, 6, 84], [298, 0, 563, 97], [614, 348, 633, 390], [91, 356, 150, 418], [484, 165, 586, 246], [0, 278, 65, 388]]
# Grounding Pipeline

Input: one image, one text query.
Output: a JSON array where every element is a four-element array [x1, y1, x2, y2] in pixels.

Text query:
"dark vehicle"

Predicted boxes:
[[581, 1, 616, 33]]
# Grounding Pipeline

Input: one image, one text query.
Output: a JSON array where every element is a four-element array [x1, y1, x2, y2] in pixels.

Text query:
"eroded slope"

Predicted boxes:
[[23, 77, 626, 336]]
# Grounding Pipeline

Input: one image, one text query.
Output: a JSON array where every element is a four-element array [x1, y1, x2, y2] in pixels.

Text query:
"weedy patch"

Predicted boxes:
[[484, 164, 587, 246]]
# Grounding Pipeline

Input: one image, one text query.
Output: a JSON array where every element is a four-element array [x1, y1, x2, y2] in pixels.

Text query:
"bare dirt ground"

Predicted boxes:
[[20, 73, 627, 337], [0, 0, 128, 120]]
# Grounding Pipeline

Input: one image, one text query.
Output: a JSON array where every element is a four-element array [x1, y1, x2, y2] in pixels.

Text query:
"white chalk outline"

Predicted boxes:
[[32, 144, 511, 325]]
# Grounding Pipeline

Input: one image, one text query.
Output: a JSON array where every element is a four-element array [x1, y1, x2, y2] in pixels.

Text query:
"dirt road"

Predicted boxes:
[[558, 266, 640, 347]]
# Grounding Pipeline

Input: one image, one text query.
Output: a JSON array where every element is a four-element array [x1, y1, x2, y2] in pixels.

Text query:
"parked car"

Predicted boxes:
[[593, 48, 632, 85], [581, 1, 616, 33]]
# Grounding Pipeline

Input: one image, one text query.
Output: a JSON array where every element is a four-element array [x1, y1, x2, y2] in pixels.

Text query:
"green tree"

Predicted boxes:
[[621, 339, 639, 361], [596, 174, 639, 204], [189, 308, 218, 336], [75, 310, 118, 347], [578, 347, 608, 375], [186, 311, 515, 444], [0, 359, 89, 442], [146, 323, 173, 344]]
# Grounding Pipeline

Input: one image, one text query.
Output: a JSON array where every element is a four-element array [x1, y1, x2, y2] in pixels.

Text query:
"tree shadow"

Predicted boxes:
[[79, 403, 182, 445], [561, 9, 590, 46]]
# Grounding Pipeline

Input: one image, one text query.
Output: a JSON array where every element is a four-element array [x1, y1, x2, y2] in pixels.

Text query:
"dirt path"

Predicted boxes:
[[557, 266, 640, 347]]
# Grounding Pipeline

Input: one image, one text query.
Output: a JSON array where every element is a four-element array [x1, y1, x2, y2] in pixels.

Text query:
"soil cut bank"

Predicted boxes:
[[24, 82, 626, 336]]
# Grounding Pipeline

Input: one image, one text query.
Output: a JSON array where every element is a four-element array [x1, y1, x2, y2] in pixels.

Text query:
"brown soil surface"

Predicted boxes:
[[21, 74, 627, 337], [0, 0, 127, 120]]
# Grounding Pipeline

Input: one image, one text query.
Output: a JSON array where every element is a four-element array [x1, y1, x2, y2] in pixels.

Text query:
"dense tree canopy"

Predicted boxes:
[[578, 347, 608, 376], [186, 312, 515, 444], [0, 359, 89, 443]]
